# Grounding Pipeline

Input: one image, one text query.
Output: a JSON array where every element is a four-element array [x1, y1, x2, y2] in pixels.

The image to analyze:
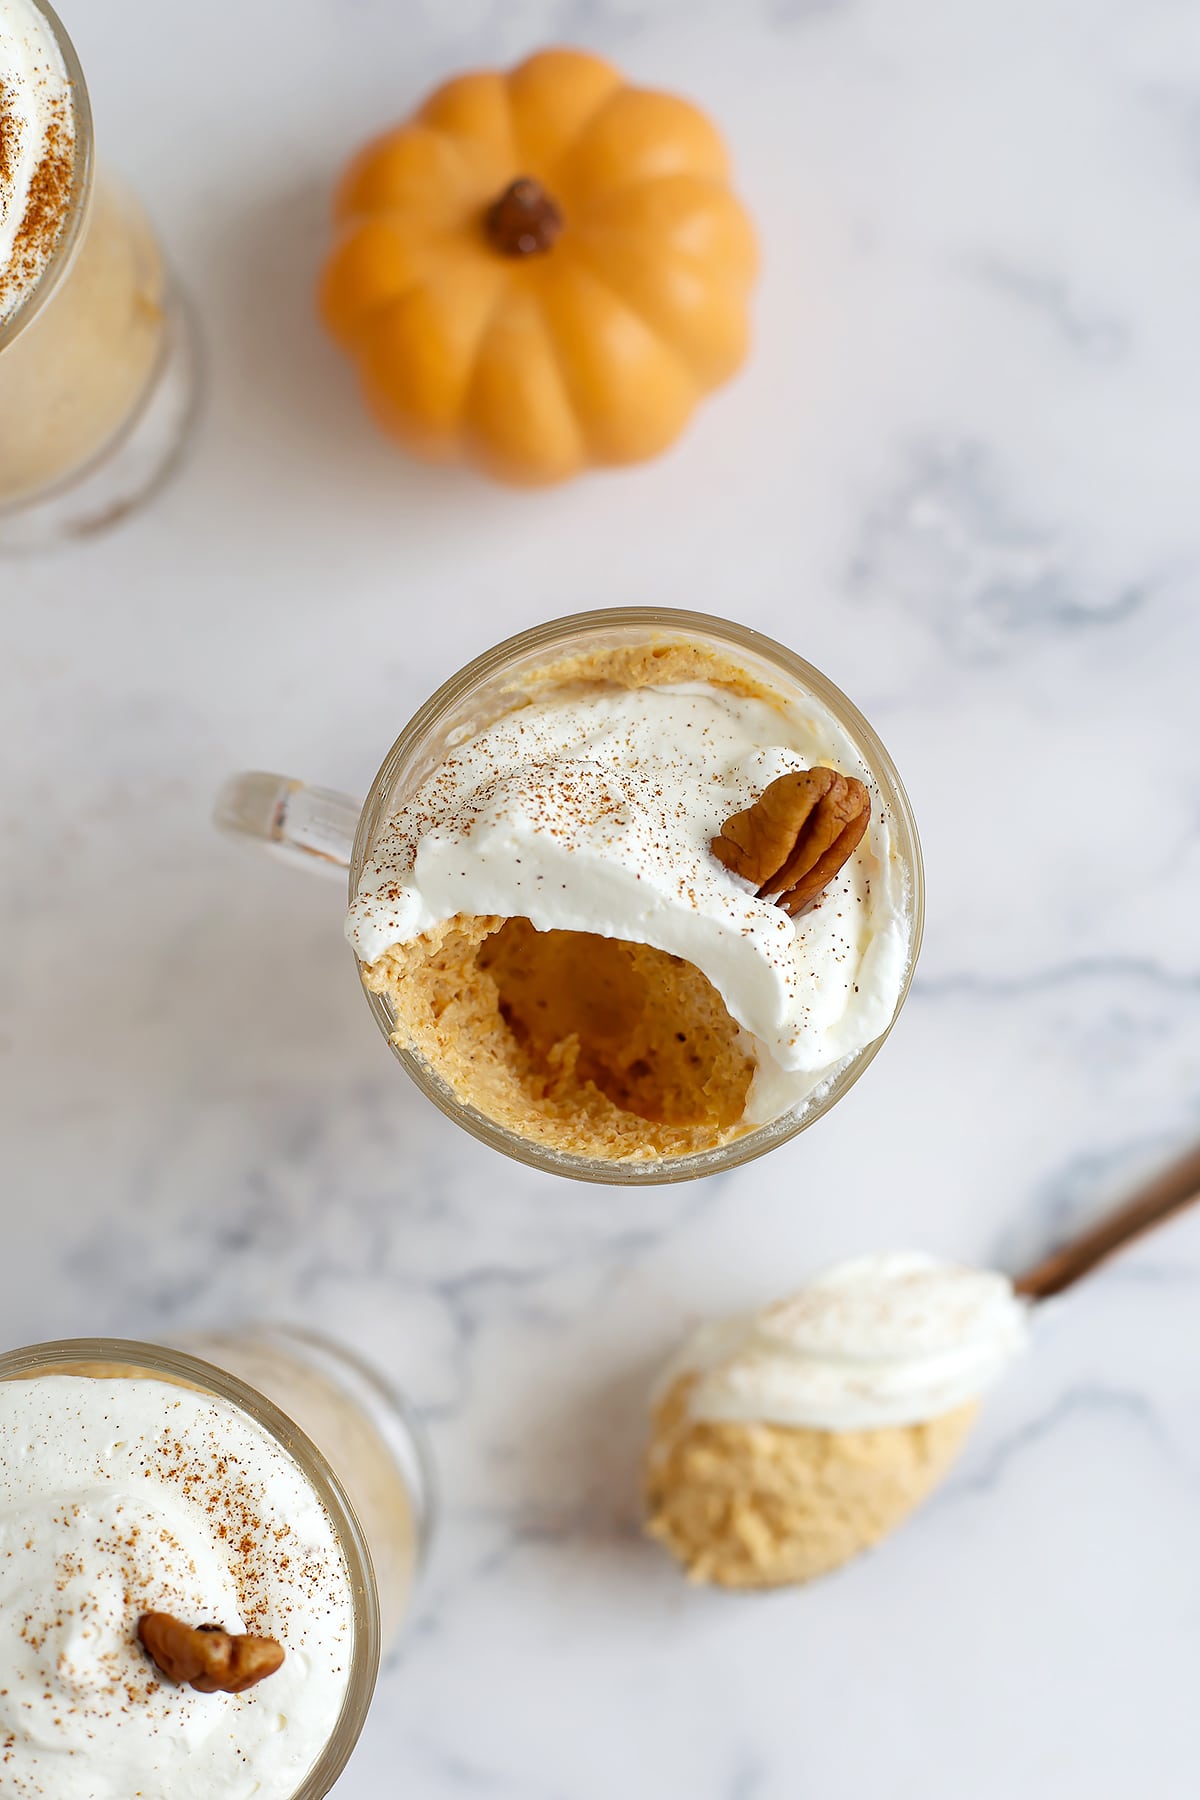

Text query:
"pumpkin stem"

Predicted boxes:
[[484, 177, 564, 257]]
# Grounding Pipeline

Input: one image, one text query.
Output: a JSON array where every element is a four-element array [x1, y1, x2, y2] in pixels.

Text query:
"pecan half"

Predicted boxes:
[[711, 767, 870, 916], [138, 1612, 285, 1694]]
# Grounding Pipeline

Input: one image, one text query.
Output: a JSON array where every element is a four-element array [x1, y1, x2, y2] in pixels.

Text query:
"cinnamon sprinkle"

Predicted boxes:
[[0, 93, 74, 319], [0, 81, 17, 190]]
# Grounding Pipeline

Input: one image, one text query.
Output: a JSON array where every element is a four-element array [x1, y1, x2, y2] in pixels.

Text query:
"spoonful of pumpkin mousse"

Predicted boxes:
[[645, 1144, 1200, 1589]]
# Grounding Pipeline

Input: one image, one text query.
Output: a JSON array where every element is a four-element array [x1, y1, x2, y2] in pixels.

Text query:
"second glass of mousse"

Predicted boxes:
[[218, 609, 923, 1183], [0, 1329, 435, 1799]]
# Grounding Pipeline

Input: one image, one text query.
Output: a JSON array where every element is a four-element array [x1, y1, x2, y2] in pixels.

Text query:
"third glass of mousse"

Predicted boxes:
[[0, 1327, 435, 1799], [0, 0, 198, 548], [218, 610, 923, 1183]]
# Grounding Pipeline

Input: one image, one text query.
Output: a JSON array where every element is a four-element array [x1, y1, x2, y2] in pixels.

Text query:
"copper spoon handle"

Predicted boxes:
[[1014, 1142, 1200, 1301]]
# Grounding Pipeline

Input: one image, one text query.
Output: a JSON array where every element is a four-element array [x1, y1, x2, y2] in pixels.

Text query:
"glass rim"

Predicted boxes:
[[349, 606, 925, 1186], [0, 0, 96, 354], [0, 1336, 382, 1800]]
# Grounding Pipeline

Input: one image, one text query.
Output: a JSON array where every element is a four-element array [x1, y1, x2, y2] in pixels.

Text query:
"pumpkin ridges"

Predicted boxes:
[[573, 175, 758, 284], [319, 218, 439, 346], [357, 259, 510, 457], [540, 239, 685, 374], [555, 87, 731, 208], [462, 285, 587, 483], [534, 254, 698, 464], [334, 125, 488, 224], [566, 235, 751, 387], [417, 127, 520, 220], [416, 70, 519, 167], [506, 48, 624, 177], [324, 210, 523, 344], [565, 175, 756, 386]]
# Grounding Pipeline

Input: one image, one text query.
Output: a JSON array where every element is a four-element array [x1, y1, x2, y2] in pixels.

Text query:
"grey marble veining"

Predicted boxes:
[[3, 0, 1200, 1795]]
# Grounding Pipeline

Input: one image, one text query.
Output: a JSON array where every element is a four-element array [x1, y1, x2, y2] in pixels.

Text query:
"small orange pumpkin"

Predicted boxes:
[[319, 48, 758, 486]]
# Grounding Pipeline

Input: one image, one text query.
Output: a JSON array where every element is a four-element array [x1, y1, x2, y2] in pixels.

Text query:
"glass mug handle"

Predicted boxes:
[[214, 771, 362, 876]]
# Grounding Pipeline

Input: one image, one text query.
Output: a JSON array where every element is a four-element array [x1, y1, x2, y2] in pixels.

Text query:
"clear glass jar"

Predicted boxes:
[[0, 1329, 436, 1796], [179, 1324, 436, 1648], [216, 607, 925, 1185], [0, 1, 199, 550]]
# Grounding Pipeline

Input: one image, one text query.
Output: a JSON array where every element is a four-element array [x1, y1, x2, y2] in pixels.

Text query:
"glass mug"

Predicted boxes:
[[0, 1325, 436, 1799], [217, 608, 925, 1185], [0, 0, 199, 550]]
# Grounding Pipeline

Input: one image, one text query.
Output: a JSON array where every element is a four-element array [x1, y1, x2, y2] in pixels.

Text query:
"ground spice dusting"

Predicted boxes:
[[0, 81, 17, 190], [148, 1415, 327, 1634], [0, 95, 73, 318]]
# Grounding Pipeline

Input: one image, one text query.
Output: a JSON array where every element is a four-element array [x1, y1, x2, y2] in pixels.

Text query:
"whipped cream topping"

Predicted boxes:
[[347, 680, 911, 1123], [0, 1374, 355, 1799], [0, 0, 75, 324], [661, 1254, 1030, 1432]]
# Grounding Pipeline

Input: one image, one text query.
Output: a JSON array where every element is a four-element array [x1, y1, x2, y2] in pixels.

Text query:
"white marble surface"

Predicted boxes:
[[4, 0, 1200, 1794]]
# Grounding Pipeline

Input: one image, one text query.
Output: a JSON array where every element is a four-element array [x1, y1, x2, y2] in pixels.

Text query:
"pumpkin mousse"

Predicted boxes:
[[645, 1254, 1029, 1588], [346, 643, 912, 1161]]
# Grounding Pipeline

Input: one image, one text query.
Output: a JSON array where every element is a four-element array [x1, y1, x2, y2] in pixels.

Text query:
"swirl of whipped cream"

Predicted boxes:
[[347, 679, 912, 1124], [0, 1374, 354, 1800], [661, 1253, 1030, 1432]]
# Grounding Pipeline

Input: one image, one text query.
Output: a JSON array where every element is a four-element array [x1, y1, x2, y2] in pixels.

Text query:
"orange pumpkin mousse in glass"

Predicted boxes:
[[318, 47, 758, 484], [344, 616, 919, 1170]]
